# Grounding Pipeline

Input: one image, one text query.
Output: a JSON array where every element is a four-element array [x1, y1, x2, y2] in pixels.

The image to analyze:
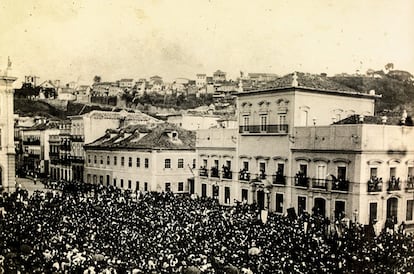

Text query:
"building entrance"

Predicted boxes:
[[257, 190, 265, 210], [313, 197, 326, 217], [386, 197, 398, 223]]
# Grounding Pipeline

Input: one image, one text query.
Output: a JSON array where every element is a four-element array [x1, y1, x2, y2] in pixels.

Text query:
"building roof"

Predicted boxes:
[[69, 110, 161, 123], [239, 72, 381, 98], [334, 114, 413, 126], [85, 123, 195, 150], [23, 121, 60, 131]]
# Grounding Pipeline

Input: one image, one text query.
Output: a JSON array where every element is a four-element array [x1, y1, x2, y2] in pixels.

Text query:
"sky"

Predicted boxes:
[[0, 0, 413, 86]]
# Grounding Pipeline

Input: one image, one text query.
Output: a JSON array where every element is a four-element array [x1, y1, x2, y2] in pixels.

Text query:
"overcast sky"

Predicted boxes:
[[1, 0, 413, 85]]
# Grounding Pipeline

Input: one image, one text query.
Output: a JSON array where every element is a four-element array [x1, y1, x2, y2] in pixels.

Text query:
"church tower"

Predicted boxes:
[[0, 59, 17, 192]]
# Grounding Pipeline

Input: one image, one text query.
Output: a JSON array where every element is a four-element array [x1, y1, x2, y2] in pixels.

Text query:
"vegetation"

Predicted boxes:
[[330, 65, 414, 114]]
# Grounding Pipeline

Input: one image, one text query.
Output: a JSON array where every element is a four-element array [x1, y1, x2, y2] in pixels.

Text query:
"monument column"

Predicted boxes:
[[0, 71, 17, 192]]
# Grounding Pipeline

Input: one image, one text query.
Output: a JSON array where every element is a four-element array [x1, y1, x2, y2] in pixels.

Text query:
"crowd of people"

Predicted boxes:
[[0, 184, 414, 273]]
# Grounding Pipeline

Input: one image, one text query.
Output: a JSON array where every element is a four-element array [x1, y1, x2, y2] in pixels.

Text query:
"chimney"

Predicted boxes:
[[359, 115, 364, 123]]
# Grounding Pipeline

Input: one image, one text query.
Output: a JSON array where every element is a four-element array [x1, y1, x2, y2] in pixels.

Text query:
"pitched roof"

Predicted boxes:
[[243, 72, 356, 92], [85, 123, 195, 150]]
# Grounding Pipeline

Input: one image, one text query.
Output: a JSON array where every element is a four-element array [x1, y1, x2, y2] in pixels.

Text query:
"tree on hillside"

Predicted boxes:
[[366, 69, 375, 77], [385, 63, 394, 72], [93, 75, 101, 83]]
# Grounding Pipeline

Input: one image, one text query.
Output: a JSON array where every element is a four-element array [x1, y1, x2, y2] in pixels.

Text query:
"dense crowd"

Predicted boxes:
[[1, 184, 414, 273]]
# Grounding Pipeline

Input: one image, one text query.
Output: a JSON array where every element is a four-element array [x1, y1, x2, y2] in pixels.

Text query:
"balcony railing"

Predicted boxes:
[[331, 179, 350, 191], [60, 144, 71, 151], [239, 170, 251, 181], [70, 156, 85, 164], [199, 167, 208, 177], [406, 177, 414, 191], [210, 167, 219, 178], [222, 168, 233, 180], [71, 135, 85, 142], [294, 176, 309, 188], [23, 139, 40, 145], [387, 177, 401, 191], [272, 174, 286, 185], [312, 178, 328, 190], [368, 177, 383, 192], [239, 124, 289, 134]]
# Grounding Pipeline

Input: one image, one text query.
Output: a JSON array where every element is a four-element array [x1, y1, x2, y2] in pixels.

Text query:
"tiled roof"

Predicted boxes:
[[23, 121, 60, 131], [244, 72, 358, 93], [85, 123, 195, 150]]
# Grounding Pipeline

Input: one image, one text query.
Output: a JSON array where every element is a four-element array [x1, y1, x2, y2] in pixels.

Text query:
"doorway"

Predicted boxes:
[[313, 197, 326, 217], [257, 190, 265, 210], [386, 197, 398, 223]]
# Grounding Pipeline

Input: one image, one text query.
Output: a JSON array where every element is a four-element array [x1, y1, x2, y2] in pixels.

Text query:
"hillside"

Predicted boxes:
[[330, 74, 414, 114], [14, 98, 114, 119]]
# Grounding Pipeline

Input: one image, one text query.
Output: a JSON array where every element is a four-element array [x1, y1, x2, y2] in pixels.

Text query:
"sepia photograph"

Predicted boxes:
[[1, 0, 414, 273]]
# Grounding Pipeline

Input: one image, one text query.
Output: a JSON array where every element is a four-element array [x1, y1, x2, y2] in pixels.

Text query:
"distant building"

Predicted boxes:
[[213, 70, 226, 82], [24, 75, 39, 87], [49, 120, 72, 181], [247, 73, 278, 83], [68, 110, 162, 182], [196, 74, 207, 88], [166, 113, 222, 130], [84, 123, 196, 193], [119, 78, 134, 89], [21, 121, 60, 177]]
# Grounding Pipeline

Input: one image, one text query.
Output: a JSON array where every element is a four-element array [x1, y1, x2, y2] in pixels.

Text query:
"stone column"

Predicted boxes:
[[0, 75, 17, 192]]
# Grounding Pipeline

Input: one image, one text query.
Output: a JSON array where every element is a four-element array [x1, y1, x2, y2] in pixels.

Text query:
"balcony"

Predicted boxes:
[[70, 156, 85, 164], [387, 177, 401, 191], [199, 167, 208, 177], [272, 173, 286, 185], [222, 167, 233, 180], [60, 144, 71, 151], [367, 177, 383, 193], [331, 179, 350, 192], [239, 124, 289, 135], [312, 178, 328, 190], [294, 175, 309, 188], [210, 167, 219, 178], [239, 170, 251, 181], [23, 139, 40, 145], [71, 135, 84, 142], [406, 177, 414, 191], [62, 157, 72, 165]]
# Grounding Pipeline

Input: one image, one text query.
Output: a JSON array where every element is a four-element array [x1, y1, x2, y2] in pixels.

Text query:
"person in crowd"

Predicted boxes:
[[0, 184, 413, 273]]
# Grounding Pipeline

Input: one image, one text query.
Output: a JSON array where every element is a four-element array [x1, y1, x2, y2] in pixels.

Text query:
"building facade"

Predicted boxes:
[[193, 72, 414, 229], [68, 110, 161, 182], [21, 122, 59, 178], [84, 124, 196, 193]]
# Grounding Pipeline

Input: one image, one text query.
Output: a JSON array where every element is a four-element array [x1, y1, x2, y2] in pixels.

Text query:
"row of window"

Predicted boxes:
[[370, 166, 414, 180], [369, 199, 414, 223], [86, 174, 185, 192], [165, 158, 196, 169], [86, 174, 149, 191], [241, 114, 287, 130], [87, 155, 149, 168]]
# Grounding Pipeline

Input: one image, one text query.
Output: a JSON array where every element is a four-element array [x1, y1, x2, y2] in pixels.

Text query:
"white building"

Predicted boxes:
[[84, 123, 196, 193]]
